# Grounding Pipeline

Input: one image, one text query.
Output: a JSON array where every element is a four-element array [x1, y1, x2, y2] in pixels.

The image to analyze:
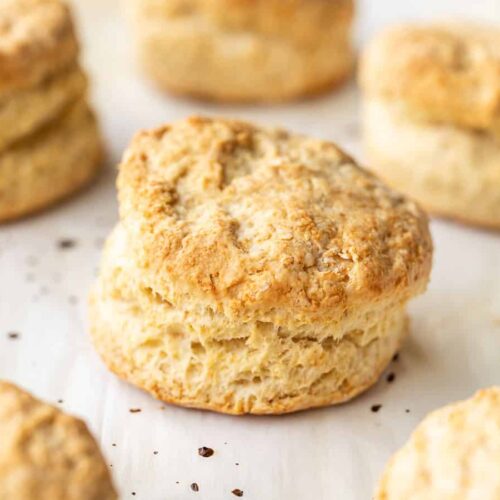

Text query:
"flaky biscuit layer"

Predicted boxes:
[[0, 0, 79, 95], [0, 65, 87, 151]]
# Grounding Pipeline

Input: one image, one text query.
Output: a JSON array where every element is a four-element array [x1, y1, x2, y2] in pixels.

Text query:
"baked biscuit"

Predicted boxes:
[[0, 0, 78, 95], [0, 98, 103, 222], [0, 65, 87, 151], [0, 380, 117, 500], [90, 116, 432, 415], [131, 0, 355, 102], [0, 0, 103, 222], [375, 387, 500, 499], [360, 23, 500, 229]]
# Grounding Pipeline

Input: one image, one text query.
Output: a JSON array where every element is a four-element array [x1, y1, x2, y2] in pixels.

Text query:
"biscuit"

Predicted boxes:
[[0, 0, 103, 222], [0, 98, 103, 222], [0, 0, 79, 95], [375, 387, 500, 499], [131, 0, 355, 102], [360, 23, 500, 229], [90, 116, 432, 415], [0, 65, 87, 151], [0, 380, 117, 500]]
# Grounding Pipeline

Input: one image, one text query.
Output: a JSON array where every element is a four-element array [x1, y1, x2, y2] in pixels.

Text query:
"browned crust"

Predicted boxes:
[[360, 23, 500, 135], [0, 0, 79, 95], [117, 116, 432, 327]]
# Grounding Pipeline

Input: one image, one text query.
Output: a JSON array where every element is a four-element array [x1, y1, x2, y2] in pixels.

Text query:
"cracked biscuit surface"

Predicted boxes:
[[0, 381, 117, 500], [131, 0, 355, 102], [360, 23, 500, 229], [376, 388, 500, 500], [90, 116, 432, 415]]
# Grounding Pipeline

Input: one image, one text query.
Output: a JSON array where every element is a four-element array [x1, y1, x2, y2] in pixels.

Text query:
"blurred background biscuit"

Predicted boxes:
[[130, 0, 355, 102], [0, 0, 103, 222], [360, 23, 500, 229]]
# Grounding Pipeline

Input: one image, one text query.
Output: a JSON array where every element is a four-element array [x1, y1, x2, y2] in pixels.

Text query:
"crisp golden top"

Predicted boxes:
[[0, 381, 116, 500], [0, 0, 78, 95], [376, 388, 500, 499], [118, 116, 432, 325], [137, 0, 354, 45], [360, 23, 500, 135]]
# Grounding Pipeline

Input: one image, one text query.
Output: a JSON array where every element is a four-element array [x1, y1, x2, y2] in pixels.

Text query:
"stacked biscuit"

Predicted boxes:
[[360, 23, 500, 229], [130, 0, 355, 102], [0, 381, 117, 500], [0, 0, 102, 222], [90, 116, 432, 415]]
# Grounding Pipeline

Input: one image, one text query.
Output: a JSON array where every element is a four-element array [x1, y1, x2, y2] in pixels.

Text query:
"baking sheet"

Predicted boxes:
[[1, 1, 500, 499]]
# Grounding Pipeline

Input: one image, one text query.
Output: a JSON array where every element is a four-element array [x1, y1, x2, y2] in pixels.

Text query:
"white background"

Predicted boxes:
[[1, 1, 500, 499]]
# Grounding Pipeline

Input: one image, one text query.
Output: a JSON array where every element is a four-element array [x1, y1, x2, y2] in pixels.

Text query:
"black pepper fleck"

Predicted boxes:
[[392, 353, 399, 362], [112, 443, 116, 447], [190, 483, 199, 492], [57, 239, 77, 250], [386, 373, 396, 383], [129, 408, 141, 413], [371, 404, 382, 413], [57, 399, 63, 404], [153, 451, 158, 455], [7, 332, 19, 340], [232, 489, 244, 497], [198, 446, 214, 458], [405, 409, 410, 413]]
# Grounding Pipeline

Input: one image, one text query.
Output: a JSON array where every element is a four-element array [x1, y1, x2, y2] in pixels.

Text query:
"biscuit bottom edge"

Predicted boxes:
[[89, 276, 409, 416], [0, 98, 103, 223], [363, 98, 500, 230]]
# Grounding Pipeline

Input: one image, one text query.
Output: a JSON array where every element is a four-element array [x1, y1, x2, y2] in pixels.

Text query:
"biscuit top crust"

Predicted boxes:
[[137, 0, 354, 45], [377, 388, 500, 499], [0, 0, 78, 95], [118, 116, 432, 324], [360, 23, 500, 135], [0, 381, 117, 500]]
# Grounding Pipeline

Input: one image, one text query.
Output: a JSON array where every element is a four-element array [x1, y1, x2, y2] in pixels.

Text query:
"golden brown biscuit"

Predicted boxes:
[[0, 65, 87, 151], [0, 98, 103, 222], [0, 380, 117, 500], [375, 388, 500, 500], [90, 116, 432, 415], [360, 23, 500, 229], [131, 0, 355, 102], [0, 0, 79, 96], [360, 23, 500, 137], [0, 0, 104, 222]]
